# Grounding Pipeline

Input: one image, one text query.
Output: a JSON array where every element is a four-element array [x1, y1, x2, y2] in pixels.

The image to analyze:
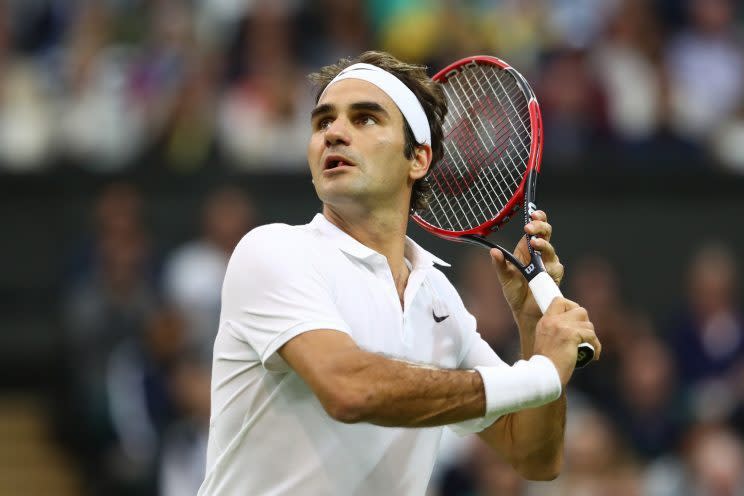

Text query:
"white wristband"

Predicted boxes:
[[475, 355, 562, 417]]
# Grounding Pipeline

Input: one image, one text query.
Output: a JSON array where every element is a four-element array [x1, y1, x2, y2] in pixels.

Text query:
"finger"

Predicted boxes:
[[578, 329, 602, 361], [490, 247, 507, 268], [530, 209, 547, 222], [511, 237, 531, 266], [489, 248, 519, 283], [565, 306, 590, 322], [525, 220, 552, 240], [544, 296, 579, 315], [530, 237, 556, 259]]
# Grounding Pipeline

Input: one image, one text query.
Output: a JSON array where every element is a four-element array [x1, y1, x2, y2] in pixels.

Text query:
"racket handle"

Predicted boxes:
[[527, 272, 562, 314], [527, 272, 595, 368]]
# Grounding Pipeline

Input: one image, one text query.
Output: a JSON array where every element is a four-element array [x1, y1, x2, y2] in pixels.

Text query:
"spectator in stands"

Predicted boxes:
[[612, 333, 687, 460], [64, 183, 157, 378], [103, 305, 188, 494], [550, 408, 642, 496], [564, 255, 643, 409], [436, 435, 527, 496], [665, 0, 744, 141], [682, 423, 744, 496], [162, 185, 256, 358], [0, 1, 55, 172], [537, 48, 608, 165], [61, 182, 159, 492], [591, 0, 664, 148], [711, 102, 744, 173], [158, 352, 211, 496], [57, 2, 146, 170], [156, 51, 221, 171], [665, 241, 744, 423], [297, 0, 372, 68], [217, 3, 311, 168], [128, 0, 202, 168]]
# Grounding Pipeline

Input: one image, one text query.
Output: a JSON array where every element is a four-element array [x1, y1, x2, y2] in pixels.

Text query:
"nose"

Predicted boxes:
[[324, 117, 351, 147]]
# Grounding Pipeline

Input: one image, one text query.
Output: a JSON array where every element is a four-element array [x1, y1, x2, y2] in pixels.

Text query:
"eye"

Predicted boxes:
[[357, 115, 377, 126], [315, 117, 333, 130]]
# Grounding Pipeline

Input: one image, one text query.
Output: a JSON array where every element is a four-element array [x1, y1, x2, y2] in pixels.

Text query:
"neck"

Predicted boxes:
[[322, 203, 410, 294]]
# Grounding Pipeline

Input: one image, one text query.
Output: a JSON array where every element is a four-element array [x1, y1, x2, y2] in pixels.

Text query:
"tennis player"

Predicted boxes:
[[197, 51, 601, 495]]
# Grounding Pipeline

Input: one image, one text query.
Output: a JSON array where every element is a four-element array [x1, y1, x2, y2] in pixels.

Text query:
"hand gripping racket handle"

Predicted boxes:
[[528, 272, 595, 368]]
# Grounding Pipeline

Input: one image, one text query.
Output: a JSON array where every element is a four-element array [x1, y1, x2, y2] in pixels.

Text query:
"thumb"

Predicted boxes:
[[544, 296, 579, 315], [489, 248, 513, 283]]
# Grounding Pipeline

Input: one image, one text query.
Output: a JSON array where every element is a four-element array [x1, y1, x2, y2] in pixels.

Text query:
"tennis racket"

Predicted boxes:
[[412, 55, 594, 368]]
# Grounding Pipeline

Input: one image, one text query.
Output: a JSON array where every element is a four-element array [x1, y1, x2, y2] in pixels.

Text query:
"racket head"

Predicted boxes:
[[412, 56, 543, 240]]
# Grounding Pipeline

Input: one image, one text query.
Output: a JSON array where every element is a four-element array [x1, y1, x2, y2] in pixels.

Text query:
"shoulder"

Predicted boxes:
[[426, 266, 462, 301], [231, 222, 318, 261], [239, 222, 314, 246], [225, 222, 330, 287]]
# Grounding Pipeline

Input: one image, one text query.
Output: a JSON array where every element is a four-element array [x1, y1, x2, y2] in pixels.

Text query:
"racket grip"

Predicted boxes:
[[527, 272, 562, 314], [527, 272, 595, 368]]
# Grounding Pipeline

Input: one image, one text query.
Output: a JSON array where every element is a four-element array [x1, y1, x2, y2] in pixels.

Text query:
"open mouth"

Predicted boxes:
[[324, 155, 356, 170]]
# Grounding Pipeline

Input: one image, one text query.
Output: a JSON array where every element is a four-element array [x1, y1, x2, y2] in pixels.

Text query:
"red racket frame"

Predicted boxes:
[[411, 55, 543, 239]]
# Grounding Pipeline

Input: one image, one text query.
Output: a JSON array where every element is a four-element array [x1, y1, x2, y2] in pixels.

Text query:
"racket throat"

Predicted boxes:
[[461, 235, 522, 270], [461, 234, 547, 282]]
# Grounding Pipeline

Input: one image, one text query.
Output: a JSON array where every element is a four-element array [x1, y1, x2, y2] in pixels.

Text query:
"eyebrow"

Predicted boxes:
[[310, 101, 391, 121]]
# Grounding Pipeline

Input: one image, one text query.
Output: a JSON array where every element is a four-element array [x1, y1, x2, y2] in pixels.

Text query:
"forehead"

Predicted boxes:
[[318, 79, 400, 117]]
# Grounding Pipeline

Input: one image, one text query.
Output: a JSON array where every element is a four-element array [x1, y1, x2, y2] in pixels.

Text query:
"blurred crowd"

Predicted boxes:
[[57, 182, 256, 495], [1, 0, 744, 173], [52, 181, 744, 496]]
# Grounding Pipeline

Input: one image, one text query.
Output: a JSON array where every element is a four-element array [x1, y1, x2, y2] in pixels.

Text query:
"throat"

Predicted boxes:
[[393, 263, 411, 309]]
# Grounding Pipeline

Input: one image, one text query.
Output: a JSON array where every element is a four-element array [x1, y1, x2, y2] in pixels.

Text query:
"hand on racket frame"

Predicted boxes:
[[412, 56, 595, 368]]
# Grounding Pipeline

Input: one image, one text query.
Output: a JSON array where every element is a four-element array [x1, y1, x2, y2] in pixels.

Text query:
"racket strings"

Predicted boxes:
[[422, 64, 532, 232], [450, 69, 529, 199]]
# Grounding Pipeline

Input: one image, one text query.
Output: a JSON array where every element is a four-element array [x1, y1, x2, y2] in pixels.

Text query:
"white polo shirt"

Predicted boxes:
[[198, 214, 506, 496]]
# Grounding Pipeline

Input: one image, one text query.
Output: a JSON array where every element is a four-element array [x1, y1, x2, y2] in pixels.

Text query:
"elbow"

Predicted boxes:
[[521, 466, 561, 482], [515, 452, 563, 481], [319, 388, 368, 424]]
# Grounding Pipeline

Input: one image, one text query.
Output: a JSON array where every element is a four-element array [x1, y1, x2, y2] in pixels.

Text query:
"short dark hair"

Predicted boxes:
[[308, 51, 447, 213]]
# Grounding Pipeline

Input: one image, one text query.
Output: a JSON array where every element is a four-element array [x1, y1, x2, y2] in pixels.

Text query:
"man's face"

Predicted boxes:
[[307, 79, 423, 210]]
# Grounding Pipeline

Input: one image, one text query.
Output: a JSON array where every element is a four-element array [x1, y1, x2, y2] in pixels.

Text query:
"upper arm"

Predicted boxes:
[[222, 226, 351, 372], [278, 329, 366, 417]]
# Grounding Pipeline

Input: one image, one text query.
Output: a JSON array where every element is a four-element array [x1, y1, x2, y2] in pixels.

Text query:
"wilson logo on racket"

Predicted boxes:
[[434, 96, 512, 199]]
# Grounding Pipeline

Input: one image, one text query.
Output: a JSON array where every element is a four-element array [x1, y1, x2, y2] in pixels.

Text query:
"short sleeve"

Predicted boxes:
[[220, 225, 351, 372]]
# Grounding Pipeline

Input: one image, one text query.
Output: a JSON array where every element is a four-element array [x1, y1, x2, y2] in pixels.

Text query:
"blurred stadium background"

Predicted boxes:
[[0, 0, 743, 495]]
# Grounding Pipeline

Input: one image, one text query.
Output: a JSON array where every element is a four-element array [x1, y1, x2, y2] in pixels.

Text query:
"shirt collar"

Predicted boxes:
[[308, 213, 450, 269]]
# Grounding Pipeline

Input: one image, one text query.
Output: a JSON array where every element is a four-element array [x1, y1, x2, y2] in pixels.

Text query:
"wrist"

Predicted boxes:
[[475, 355, 562, 417], [512, 299, 541, 325]]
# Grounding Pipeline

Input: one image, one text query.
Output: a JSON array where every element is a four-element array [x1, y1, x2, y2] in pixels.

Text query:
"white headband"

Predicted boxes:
[[321, 63, 431, 145]]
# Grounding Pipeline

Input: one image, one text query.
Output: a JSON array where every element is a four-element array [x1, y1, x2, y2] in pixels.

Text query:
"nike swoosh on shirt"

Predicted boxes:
[[432, 311, 449, 323]]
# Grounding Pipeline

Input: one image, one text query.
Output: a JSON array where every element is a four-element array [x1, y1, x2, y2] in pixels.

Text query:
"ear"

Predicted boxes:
[[409, 144, 432, 181]]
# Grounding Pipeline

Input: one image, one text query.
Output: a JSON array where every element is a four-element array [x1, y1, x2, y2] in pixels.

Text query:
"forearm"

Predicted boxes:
[[317, 349, 486, 427], [516, 313, 539, 359], [480, 391, 566, 479], [476, 307, 566, 479]]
